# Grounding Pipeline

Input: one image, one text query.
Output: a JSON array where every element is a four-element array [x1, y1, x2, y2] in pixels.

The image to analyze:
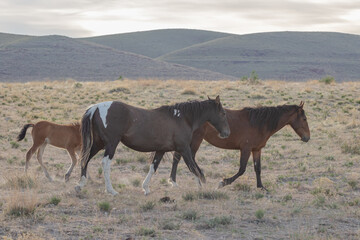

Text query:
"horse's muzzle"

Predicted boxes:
[[219, 129, 230, 139], [301, 136, 310, 142]]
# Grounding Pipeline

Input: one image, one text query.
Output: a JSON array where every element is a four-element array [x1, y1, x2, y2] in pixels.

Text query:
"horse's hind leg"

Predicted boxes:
[[37, 143, 52, 181], [219, 149, 251, 188], [102, 144, 120, 196], [143, 151, 165, 195], [64, 149, 77, 182], [24, 140, 43, 173]]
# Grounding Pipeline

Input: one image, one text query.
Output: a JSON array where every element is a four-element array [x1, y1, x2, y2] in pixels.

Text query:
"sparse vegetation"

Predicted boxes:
[[1, 79, 360, 239], [197, 216, 232, 229], [6, 192, 38, 217]]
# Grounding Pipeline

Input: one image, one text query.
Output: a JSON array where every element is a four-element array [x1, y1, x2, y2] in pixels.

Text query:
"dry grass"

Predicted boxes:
[[0, 79, 360, 239]]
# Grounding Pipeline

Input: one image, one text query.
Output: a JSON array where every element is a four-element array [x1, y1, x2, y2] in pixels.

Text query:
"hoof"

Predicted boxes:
[[168, 179, 178, 187], [106, 189, 119, 196], [65, 176, 70, 183], [218, 181, 225, 189], [75, 185, 82, 193], [143, 188, 150, 196]]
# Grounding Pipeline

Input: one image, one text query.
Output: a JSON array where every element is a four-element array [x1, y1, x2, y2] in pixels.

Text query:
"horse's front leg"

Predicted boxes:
[[142, 151, 165, 195], [180, 146, 205, 186], [253, 150, 268, 191], [169, 152, 181, 187], [219, 149, 251, 188], [169, 131, 204, 187]]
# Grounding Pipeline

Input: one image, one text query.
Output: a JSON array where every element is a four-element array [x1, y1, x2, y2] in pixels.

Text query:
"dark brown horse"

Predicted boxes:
[[17, 121, 81, 182], [75, 96, 230, 195], [169, 102, 310, 190]]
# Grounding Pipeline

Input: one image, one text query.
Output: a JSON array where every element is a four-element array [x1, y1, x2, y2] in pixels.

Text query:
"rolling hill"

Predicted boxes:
[[81, 29, 231, 58], [0, 33, 235, 82], [1, 29, 359, 82], [157, 32, 360, 81]]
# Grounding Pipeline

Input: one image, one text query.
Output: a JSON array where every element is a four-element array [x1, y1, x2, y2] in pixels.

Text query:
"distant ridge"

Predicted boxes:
[[1, 29, 360, 82], [157, 31, 360, 81], [81, 29, 231, 58], [0, 33, 235, 82]]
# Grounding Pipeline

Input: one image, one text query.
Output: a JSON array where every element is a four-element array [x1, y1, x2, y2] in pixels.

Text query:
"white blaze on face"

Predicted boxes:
[[86, 101, 113, 128]]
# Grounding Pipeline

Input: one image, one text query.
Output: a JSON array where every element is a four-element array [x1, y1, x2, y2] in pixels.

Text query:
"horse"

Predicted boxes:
[[17, 121, 81, 182], [75, 96, 230, 196], [169, 101, 310, 190]]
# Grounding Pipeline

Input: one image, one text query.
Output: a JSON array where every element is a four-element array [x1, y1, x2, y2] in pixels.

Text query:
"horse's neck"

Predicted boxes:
[[187, 110, 210, 132], [270, 111, 294, 135]]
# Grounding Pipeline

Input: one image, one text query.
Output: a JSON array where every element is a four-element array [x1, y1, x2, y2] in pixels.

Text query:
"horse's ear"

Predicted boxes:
[[215, 95, 220, 105], [207, 95, 211, 100], [299, 101, 304, 109]]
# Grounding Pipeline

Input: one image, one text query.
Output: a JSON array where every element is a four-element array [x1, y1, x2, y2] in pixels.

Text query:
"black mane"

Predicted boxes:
[[158, 100, 215, 121], [244, 105, 299, 131]]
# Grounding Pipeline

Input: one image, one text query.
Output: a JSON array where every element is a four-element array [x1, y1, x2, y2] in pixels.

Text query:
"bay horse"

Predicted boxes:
[[169, 102, 310, 190], [17, 121, 81, 182], [75, 96, 230, 196]]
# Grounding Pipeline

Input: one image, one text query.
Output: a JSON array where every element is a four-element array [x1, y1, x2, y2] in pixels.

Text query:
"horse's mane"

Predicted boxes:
[[244, 105, 299, 131], [157, 100, 214, 120], [70, 122, 80, 127]]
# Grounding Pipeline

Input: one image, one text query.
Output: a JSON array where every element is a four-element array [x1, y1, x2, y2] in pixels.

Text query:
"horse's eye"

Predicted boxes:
[[304, 118, 307, 121]]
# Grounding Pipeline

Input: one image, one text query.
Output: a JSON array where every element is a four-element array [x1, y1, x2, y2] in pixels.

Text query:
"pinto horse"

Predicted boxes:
[[75, 96, 230, 195], [17, 121, 81, 182], [169, 102, 310, 190]]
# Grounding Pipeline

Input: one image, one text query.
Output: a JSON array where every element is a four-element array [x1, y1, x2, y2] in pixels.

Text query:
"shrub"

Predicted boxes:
[[137, 227, 156, 237], [159, 220, 180, 230], [283, 194, 293, 202], [49, 196, 61, 206], [181, 210, 198, 221], [109, 87, 130, 94], [98, 201, 111, 212], [140, 201, 155, 212], [131, 179, 140, 187], [255, 209, 265, 220], [197, 216, 232, 229], [6, 175, 37, 190], [320, 76, 335, 84], [6, 192, 38, 217]]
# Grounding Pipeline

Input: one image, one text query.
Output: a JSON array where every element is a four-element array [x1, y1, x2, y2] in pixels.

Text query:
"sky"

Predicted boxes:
[[1, 0, 360, 37]]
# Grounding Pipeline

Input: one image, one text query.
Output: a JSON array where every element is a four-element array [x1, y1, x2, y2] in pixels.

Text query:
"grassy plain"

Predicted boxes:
[[0, 79, 359, 239]]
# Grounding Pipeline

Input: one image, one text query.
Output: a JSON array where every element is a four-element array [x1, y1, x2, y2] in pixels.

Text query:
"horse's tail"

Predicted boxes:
[[17, 123, 34, 141], [79, 108, 96, 173]]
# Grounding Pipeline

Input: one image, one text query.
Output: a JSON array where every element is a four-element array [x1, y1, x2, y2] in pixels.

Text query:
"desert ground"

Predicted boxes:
[[0, 79, 359, 239]]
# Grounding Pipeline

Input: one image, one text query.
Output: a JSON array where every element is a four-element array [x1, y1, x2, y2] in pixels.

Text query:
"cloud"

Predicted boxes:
[[0, 0, 359, 37]]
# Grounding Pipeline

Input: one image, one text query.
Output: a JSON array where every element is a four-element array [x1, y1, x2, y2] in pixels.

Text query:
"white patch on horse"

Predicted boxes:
[[102, 155, 118, 195], [86, 101, 113, 128], [173, 109, 181, 118], [142, 164, 155, 195]]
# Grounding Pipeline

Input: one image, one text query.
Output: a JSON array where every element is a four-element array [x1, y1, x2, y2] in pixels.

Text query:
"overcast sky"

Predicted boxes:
[[1, 0, 359, 37]]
